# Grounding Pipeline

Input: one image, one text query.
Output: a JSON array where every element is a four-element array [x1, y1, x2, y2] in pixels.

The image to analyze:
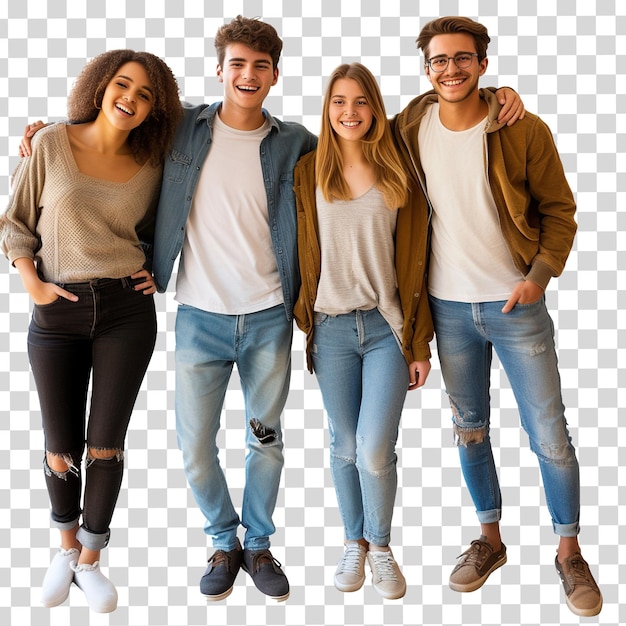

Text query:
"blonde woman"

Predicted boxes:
[[293, 63, 433, 599]]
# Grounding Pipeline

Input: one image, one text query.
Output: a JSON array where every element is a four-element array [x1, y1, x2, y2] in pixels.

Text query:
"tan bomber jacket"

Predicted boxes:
[[391, 88, 577, 291]]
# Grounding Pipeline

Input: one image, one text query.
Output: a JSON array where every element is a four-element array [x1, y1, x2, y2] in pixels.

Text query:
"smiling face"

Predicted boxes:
[[217, 42, 278, 127], [100, 61, 154, 131], [425, 32, 488, 105], [327, 77, 374, 145]]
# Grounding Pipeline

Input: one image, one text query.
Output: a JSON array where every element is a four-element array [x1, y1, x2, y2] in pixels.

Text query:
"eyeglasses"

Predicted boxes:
[[426, 53, 479, 73]]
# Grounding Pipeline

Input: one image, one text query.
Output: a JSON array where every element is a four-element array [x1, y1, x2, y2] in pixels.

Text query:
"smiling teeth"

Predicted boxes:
[[116, 104, 133, 115], [238, 85, 258, 91], [443, 79, 464, 86], [342, 121, 360, 127]]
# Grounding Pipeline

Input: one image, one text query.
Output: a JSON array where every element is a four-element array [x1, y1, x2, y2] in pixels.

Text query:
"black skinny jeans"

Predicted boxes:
[[27, 277, 156, 551]]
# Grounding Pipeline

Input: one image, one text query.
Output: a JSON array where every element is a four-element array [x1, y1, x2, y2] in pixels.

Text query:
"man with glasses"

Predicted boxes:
[[392, 16, 602, 617]]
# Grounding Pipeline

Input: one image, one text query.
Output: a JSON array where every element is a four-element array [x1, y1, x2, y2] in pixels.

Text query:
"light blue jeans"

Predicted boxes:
[[429, 295, 580, 537], [311, 308, 409, 546], [175, 303, 291, 551]]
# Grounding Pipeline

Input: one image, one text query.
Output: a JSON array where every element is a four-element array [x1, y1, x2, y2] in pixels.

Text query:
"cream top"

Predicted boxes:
[[1, 123, 162, 283]]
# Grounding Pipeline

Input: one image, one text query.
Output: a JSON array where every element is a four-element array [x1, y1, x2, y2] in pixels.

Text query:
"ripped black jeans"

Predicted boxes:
[[28, 277, 156, 550]]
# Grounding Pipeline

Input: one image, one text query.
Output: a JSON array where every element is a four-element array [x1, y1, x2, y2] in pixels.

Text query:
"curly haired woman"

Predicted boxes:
[[1, 49, 182, 612]]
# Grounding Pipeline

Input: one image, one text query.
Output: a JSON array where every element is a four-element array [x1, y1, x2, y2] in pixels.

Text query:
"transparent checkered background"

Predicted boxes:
[[0, 1, 624, 625]]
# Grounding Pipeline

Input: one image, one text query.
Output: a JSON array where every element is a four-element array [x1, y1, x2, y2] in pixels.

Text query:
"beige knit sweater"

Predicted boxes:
[[1, 123, 162, 283]]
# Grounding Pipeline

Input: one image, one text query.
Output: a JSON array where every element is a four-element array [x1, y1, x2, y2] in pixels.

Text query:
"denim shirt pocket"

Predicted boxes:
[[164, 148, 192, 184]]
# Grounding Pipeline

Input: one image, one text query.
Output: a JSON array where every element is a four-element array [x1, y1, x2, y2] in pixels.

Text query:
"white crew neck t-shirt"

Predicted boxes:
[[419, 104, 523, 302], [175, 113, 283, 314]]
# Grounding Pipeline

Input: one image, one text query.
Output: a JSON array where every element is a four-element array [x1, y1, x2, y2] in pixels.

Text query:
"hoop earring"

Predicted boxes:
[[94, 96, 101, 110]]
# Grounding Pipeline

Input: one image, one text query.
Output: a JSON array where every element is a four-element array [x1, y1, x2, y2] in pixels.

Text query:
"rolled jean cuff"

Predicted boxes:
[[476, 508, 501, 525], [242, 536, 270, 552], [51, 516, 80, 532], [363, 531, 390, 548], [77, 526, 111, 551], [554, 521, 580, 538]]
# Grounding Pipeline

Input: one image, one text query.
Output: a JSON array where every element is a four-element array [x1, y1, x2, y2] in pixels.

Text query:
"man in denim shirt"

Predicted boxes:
[[153, 16, 316, 602]]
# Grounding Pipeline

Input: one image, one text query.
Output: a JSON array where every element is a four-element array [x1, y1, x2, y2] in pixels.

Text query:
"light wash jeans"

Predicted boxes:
[[175, 303, 291, 551], [429, 295, 580, 537], [311, 308, 409, 546]]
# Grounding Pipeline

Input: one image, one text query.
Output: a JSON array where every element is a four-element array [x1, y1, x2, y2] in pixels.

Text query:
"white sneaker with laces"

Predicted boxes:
[[41, 547, 80, 607], [71, 561, 118, 613], [334, 542, 367, 592], [367, 548, 406, 599]]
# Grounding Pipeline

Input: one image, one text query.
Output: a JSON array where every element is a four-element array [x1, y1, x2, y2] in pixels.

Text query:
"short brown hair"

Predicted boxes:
[[67, 49, 183, 166], [214, 15, 283, 69], [417, 16, 491, 64]]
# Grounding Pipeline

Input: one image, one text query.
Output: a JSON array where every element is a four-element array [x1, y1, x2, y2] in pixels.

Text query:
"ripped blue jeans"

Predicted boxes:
[[175, 303, 291, 552], [429, 295, 580, 537]]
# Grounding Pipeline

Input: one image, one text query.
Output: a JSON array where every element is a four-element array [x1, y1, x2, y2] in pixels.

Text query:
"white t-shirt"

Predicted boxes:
[[175, 113, 283, 314], [419, 104, 523, 302]]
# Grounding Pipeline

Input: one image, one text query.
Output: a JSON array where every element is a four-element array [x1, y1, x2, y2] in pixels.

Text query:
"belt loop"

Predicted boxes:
[[121, 276, 130, 288]]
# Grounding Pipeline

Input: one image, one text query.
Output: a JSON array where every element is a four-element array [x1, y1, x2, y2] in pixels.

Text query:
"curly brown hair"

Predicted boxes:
[[67, 49, 183, 166], [214, 15, 283, 69]]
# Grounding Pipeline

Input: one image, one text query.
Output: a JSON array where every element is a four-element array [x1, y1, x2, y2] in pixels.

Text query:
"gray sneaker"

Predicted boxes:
[[367, 549, 406, 600], [334, 543, 367, 592], [242, 548, 290, 601], [449, 536, 507, 592]]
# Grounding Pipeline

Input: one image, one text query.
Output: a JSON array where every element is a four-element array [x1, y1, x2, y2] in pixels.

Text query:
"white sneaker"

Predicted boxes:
[[71, 561, 118, 613], [367, 549, 406, 599], [334, 542, 367, 592], [41, 547, 80, 607]]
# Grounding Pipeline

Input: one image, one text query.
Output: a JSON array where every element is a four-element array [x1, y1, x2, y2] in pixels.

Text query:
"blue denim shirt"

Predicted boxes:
[[153, 102, 317, 321]]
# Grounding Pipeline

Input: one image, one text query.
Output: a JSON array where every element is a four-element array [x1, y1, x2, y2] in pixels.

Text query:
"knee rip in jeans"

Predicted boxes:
[[357, 459, 395, 478], [44, 452, 80, 480], [355, 435, 395, 476], [450, 399, 487, 447], [529, 342, 547, 357], [86, 447, 124, 468], [332, 452, 356, 465], [535, 441, 576, 466], [249, 418, 277, 444]]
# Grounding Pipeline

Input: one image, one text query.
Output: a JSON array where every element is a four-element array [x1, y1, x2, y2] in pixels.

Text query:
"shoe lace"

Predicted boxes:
[[208, 550, 229, 568], [564, 555, 596, 589], [459, 540, 492, 568], [369, 551, 399, 582], [338, 544, 364, 574], [251, 549, 282, 573]]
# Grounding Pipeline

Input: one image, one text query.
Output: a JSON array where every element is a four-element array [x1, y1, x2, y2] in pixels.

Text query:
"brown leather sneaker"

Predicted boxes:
[[449, 536, 507, 592], [555, 552, 602, 617]]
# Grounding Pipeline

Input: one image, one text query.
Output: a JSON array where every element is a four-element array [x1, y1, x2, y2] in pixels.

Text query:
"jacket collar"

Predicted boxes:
[[399, 88, 506, 134]]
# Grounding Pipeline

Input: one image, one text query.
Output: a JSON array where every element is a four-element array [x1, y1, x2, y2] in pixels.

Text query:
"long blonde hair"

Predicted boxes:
[[315, 63, 408, 209]]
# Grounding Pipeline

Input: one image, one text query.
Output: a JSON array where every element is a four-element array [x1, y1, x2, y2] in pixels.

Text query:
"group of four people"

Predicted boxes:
[[3, 14, 601, 618]]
